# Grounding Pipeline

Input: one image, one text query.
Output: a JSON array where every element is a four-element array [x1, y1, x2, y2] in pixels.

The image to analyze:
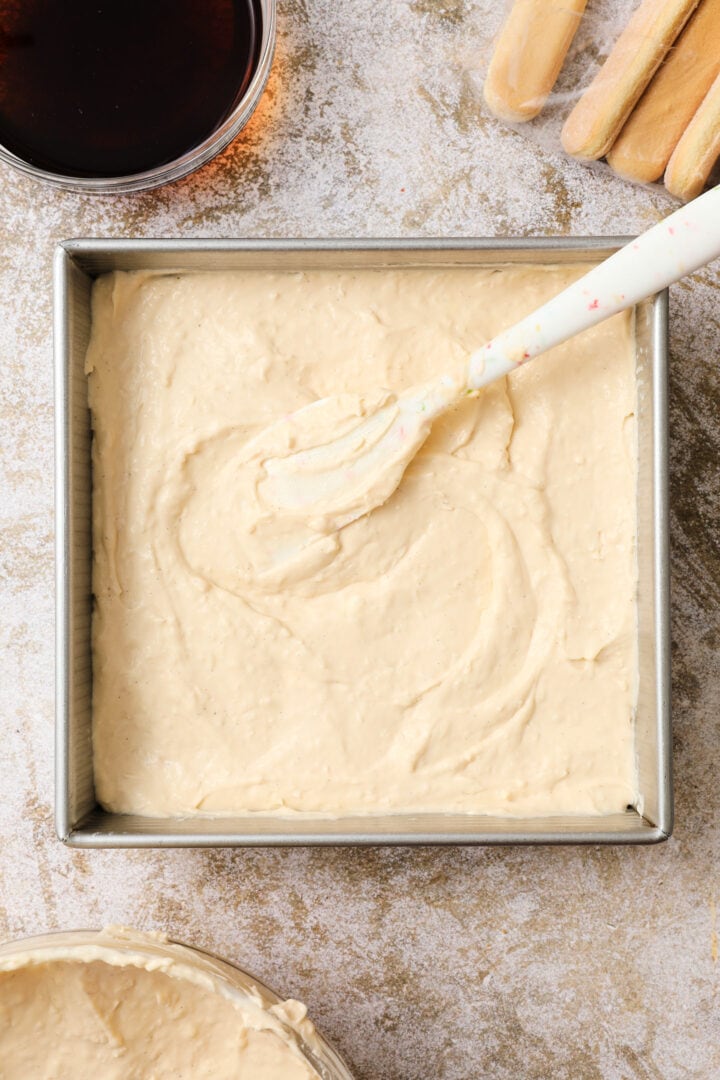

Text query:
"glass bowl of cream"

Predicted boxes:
[[0, 926, 353, 1079]]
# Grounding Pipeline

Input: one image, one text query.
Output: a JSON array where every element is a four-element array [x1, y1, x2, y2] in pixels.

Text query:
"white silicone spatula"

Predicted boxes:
[[250, 185, 720, 536]]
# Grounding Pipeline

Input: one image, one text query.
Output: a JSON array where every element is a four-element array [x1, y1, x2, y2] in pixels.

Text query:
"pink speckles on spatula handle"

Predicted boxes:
[[239, 186, 720, 540], [468, 184, 720, 389]]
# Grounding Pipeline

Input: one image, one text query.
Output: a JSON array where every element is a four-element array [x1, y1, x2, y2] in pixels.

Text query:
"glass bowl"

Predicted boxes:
[[0, 926, 354, 1080], [0, 0, 276, 194]]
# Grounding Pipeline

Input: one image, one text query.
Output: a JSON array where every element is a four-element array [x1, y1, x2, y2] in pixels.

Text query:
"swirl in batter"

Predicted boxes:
[[87, 266, 638, 817]]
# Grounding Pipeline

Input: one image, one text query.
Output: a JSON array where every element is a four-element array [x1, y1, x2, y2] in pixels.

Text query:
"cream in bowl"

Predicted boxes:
[[0, 927, 351, 1079]]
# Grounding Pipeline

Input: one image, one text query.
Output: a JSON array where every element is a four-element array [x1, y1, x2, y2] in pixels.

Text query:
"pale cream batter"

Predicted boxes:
[[87, 265, 638, 817], [0, 928, 324, 1079]]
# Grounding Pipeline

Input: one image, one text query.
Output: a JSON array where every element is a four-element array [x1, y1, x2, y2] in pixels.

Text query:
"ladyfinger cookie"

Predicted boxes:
[[484, 0, 588, 123], [561, 0, 700, 160], [607, 0, 720, 182], [665, 71, 720, 199]]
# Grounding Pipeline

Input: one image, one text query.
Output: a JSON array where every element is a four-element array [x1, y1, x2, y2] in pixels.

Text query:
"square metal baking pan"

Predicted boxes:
[[55, 238, 672, 847]]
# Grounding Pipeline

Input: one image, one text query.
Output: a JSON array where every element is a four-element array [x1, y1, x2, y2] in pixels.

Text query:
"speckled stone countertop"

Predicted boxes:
[[1, 2, 719, 1077]]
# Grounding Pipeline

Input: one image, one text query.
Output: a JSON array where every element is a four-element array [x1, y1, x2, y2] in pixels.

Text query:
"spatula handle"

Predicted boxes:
[[468, 184, 720, 390]]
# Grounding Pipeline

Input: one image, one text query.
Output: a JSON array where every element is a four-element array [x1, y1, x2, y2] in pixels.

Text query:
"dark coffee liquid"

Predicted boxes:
[[0, 0, 261, 177]]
